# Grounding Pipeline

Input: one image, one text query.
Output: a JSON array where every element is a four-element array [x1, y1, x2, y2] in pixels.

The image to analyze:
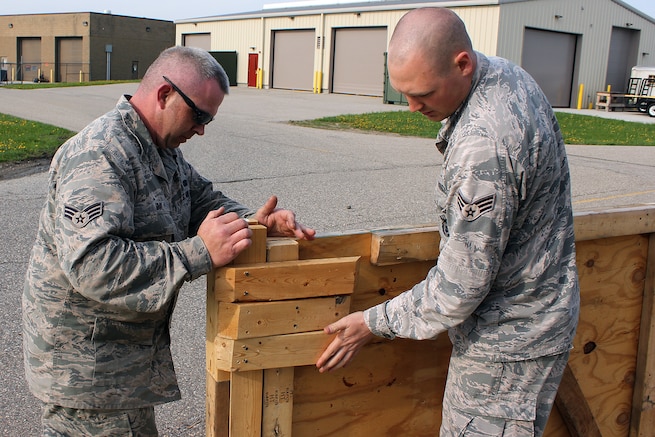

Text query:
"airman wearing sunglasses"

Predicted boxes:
[[23, 45, 315, 436]]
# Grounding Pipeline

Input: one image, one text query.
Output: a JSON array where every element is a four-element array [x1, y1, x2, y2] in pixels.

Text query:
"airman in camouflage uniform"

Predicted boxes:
[[317, 8, 579, 437], [23, 46, 315, 436]]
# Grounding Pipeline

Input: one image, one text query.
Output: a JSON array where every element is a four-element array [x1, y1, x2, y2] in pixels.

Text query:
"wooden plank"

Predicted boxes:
[[218, 296, 351, 339], [370, 226, 440, 266], [292, 337, 450, 436], [212, 256, 360, 302], [630, 233, 655, 437], [206, 371, 230, 437], [207, 222, 268, 437], [568, 235, 648, 435], [351, 260, 434, 312], [298, 231, 372, 260], [230, 370, 264, 437], [262, 235, 298, 437], [267, 238, 299, 262], [573, 206, 655, 242], [216, 331, 336, 372], [262, 367, 294, 437], [233, 224, 268, 264], [554, 365, 602, 437]]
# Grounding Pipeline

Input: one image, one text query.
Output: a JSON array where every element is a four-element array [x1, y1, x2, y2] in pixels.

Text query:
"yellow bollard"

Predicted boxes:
[[50, 69, 53, 83], [79, 70, 83, 83], [316, 71, 322, 94], [607, 85, 611, 93], [11, 67, 15, 82], [577, 83, 584, 110], [256, 68, 263, 89]]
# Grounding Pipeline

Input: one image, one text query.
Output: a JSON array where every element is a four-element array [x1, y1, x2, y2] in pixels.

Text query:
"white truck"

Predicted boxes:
[[627, 65, 655, 117]]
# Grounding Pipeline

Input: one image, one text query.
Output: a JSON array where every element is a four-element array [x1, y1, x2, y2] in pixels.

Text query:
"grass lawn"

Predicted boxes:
[[1, 80, 138, 90], [1, 103, 654, 166], [291, 110, 655, 146], [0, 114, 75, 163]]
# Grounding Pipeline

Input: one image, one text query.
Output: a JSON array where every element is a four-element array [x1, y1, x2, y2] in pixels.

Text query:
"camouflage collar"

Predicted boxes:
[[435, 52, 488, 154]]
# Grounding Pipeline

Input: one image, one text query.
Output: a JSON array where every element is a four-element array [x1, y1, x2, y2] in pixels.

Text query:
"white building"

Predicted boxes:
[[175, 0, 655, 108]]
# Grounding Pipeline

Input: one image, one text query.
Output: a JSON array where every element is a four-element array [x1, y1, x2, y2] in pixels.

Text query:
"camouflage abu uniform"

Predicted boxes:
[[23, 95, 252, 409], [364, 53, 580, 433]]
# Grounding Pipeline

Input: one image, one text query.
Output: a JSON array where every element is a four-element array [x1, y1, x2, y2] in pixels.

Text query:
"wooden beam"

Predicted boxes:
[[207, 222, 267, 437], [267, 237, 299, 262], [630, 232, 655, 437], [212, 256, 360, 302], [230, 370, 264, 437], [233, 224, 268, 264], [555, 364, 602, 437], [206, 371, 230, 437], [573, 206, 655, 242], [218, 296, 351, 339], [370, 226, 440, 266], [261, 237, 299, 437], [216, 331, 336, 372], [262, 367, 294, 437], [298, 231, 372, 260]]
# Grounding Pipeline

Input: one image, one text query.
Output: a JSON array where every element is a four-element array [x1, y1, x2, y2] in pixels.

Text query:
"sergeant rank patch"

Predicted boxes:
[[456, 191, 495, 222], [64, 202, 104, 228]]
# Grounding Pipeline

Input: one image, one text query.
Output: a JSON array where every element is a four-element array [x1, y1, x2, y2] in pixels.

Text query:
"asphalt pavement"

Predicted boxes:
[[1, 83, 654, 436]]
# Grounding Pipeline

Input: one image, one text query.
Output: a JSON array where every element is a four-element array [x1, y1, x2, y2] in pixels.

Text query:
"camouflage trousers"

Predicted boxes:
[[440, 351, 569, 437], [41, 404, 158, 437]]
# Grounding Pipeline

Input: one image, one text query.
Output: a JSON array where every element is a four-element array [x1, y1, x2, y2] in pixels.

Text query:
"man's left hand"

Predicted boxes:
[[254, 195, 316, 240]]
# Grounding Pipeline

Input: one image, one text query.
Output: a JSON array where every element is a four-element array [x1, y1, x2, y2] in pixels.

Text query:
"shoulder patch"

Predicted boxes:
[[64, 202, 104, 228], [456, 191, 495, 222]]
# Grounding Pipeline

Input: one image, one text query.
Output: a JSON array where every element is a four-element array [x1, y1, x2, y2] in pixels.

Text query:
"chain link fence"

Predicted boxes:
[[0, 62, 90, 83]]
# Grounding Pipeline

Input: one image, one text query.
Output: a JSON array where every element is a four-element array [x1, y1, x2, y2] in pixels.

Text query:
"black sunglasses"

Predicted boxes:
[[162, 75, 214, 125]]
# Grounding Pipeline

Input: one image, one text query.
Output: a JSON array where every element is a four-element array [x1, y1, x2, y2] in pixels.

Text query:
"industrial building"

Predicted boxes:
[[175, 0, 655, 108], [0, 12, 174, 83]]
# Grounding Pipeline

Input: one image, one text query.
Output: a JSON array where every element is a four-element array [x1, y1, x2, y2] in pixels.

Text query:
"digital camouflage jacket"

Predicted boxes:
[[364, 53, 580, 362], [23, 96, 252, 409]]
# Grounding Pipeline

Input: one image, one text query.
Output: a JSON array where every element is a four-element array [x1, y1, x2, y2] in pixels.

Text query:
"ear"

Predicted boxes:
[[454, 51, 475, 77], [157, 83, 173, 110]]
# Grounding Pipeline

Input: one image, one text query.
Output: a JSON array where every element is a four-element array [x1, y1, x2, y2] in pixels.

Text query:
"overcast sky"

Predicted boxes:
[[1, 0, 654, 22]]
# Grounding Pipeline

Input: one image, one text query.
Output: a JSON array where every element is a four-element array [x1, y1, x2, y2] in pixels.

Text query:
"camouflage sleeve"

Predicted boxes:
[[53, 145, 212, 313], [364, 135, 518, 340]]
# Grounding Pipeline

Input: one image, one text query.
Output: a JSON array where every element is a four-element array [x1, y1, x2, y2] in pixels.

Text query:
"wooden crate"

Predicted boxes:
[[206, 206, 655, 437]]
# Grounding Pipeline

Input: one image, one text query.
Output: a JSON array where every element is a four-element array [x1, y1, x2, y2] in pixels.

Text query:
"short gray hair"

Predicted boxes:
[[144, 46, 230, 94]]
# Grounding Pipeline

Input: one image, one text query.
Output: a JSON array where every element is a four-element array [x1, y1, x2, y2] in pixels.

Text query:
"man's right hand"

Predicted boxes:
[[197, 207, 253, 268]]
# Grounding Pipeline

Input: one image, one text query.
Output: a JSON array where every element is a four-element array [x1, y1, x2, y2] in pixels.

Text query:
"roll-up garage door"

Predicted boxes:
[[58, 37, 82, 83], [605, 27, 640, 93], [184, 33, 211, 51], [18, 38, 41, 83], [271, 29, 314, 91], [521, 28, 577, 107], [332, 27, 387, 97]]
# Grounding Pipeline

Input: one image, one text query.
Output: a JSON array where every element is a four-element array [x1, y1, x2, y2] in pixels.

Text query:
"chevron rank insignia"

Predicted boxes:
[[64, 202, 104, 228], [456, 191, 495, 222]]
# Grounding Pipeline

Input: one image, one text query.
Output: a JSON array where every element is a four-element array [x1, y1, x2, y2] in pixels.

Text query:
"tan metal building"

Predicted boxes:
[[175, 0, 655, 108], [0, 12, 174, 83]]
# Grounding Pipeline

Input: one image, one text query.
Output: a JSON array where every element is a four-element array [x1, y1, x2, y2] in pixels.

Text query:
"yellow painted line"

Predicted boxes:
[[573, 190, 655, 205]]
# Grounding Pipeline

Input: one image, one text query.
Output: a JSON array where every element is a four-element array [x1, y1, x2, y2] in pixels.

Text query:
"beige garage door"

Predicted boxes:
[[272, 29, 315, 91], [332, 27, 387, 97], [58, 37, 82, 83], [184, 33, 211, 51], [19, 38, 41, 83]]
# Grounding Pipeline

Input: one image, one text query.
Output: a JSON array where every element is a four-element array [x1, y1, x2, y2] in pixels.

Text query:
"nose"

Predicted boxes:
[[406, 96, 423, 113], [193, 124, 205, 136]]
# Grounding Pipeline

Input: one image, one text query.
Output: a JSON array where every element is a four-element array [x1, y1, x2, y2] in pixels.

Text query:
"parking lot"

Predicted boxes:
[[1, 84, 654, 436]]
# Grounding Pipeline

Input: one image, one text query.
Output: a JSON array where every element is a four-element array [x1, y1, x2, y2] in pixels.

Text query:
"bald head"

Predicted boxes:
[[389, 8, 473, 74]]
